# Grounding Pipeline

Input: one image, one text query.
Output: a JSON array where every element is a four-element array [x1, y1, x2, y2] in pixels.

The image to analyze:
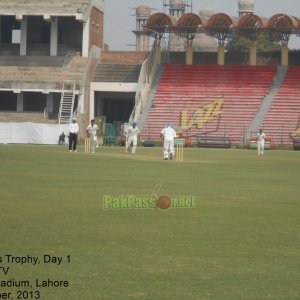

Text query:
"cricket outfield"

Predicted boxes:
[[0, 144, 300, 299]]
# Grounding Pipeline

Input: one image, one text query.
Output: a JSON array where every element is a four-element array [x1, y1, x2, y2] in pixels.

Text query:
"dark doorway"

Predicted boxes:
[[0, 92, 17, 110], [23, 92, 46, 111], [103, 99, 134, 123], [0, 16, 20, 43], [95, 91, 135, 123]]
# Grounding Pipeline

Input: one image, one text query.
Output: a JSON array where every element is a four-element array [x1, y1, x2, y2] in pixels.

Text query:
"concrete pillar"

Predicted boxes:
[[94, 94, 101, 116], [50, 17, 58, 56], [0, 17, 2, 52], [155, 40, 161, 65], [137, 33, 144, 52], [281, 42, 289, 66], [143, 34, 149, 52], [137, 33, 149, 52], [16, 93, 24, 112], [249, 40, 257, 66], [135, 34, 140, 51], [82, 19, 89, 57], [96, 97, 104, 116], [89, 86, 95, 121], [186, 41, 193, 65], [20, 17, 27, 56], [217, 43, 225, 66], [78, 92, 84, 114], [46, 94, 54, 113]]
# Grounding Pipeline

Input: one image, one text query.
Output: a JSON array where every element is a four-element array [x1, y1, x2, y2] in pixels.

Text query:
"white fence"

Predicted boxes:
[[0, 122, 69, 145]]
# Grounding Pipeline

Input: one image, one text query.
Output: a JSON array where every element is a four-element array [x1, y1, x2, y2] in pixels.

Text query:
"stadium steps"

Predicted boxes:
[[0, 56, 65, 67], [262, 66, 300, 146], [0, 43, 81, 57], [93, 64, 142, 83], [0, 111, 57, 123], [135, 67, 163, 133], [0, 55, 87, 91], [242, 65, 288, 144]]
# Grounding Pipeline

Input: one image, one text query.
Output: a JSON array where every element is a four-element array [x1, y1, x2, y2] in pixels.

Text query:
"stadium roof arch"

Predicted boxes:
[[144, 12, 300, 43], [237, 14, 265, 40], [205, 13, 237, 42], [144, 12, 175, 38], [266, 14, 299, 41], [175, 13, 205, 39]]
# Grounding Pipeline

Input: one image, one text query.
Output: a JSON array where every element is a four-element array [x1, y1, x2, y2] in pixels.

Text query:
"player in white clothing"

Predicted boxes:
[[257, 128, 266, 155], [125, 121, 140, 154], [86, 119, 99, 153], [161, 123, 177, 160]]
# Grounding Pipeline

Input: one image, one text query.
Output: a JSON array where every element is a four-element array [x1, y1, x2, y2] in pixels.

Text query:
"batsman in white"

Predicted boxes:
[[161, 122, 177, 160], [86, 119, 99, 154], [125, 121, 140, 154], [257, 128, 266, 155]]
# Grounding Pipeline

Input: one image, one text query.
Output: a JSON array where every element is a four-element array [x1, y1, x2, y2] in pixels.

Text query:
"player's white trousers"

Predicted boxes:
[[128, 136, 137, 153], [90, 137, 97, 152], [163, 139, 175, 158], [258, 141, 264, 155]]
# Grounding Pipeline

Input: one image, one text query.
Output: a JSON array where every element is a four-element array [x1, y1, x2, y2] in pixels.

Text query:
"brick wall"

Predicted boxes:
[[89, 8, 104, 49]]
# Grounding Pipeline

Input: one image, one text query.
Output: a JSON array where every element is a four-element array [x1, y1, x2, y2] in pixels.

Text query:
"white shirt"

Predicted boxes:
[[69, 123, 79, 134], [127, 126, 140, 138], [161, 126, 177, 140], [257, 132, 266, 142], [87, 124, 99, 138]]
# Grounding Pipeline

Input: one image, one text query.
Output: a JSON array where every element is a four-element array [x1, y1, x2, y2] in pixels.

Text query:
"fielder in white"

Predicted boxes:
[[257, 129, 266, 155], [125, 121, 140, 154], [86, 119, 99, 154], [161, 123, 177, 160]]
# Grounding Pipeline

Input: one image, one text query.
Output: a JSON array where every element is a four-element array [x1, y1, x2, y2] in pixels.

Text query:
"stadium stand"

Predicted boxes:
[[0, 0, 103, 134], [141, 64, 277, 144], [262, 66, 300, 146]]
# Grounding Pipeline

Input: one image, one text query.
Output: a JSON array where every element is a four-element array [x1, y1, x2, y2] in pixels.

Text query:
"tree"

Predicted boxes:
[[226, 34, 280, 53]]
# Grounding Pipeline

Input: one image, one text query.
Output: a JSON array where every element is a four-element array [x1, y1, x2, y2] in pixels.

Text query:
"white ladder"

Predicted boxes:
[[58, 83, 76, 124]]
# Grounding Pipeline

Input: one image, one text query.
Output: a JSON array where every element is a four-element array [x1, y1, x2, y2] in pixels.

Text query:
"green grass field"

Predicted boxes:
[[1, 144, 300, 300]]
